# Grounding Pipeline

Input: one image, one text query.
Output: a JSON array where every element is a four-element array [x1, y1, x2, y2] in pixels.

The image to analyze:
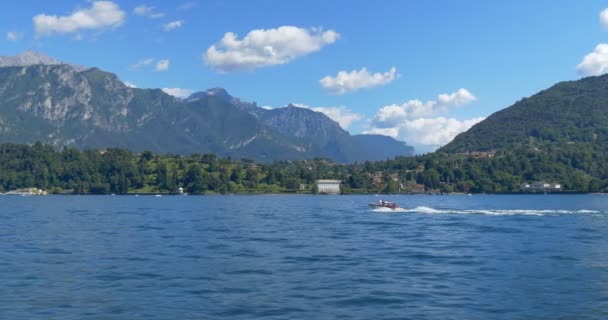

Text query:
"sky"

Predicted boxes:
[[2, 1, 608, 153]]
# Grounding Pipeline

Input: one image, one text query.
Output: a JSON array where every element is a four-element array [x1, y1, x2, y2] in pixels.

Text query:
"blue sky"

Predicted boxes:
[[2, 1, 608, 152]]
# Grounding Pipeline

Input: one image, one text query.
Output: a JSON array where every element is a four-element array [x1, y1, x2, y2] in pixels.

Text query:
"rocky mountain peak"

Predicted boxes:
[[0, 51, 62, 67], [185, 87, 232, 103], [204, 87, 231, 98], [0, 51, 87, 71]]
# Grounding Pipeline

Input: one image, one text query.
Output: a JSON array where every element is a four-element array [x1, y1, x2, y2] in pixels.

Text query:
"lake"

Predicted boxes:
[[1, 194, 608, 319]]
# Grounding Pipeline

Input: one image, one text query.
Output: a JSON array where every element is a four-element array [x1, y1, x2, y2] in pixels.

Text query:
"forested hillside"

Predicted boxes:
[[441, 74, 608, 153]]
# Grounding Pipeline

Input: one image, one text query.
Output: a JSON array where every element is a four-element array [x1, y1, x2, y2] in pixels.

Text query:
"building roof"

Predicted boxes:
[[316, 179, 341, 183]]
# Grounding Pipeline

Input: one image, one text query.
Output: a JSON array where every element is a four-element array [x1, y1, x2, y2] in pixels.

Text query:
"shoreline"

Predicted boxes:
[[2, 191, 595, 196]]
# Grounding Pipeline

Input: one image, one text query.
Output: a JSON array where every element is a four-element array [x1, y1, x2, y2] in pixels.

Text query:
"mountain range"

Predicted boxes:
[[0, 51, 414, 162]]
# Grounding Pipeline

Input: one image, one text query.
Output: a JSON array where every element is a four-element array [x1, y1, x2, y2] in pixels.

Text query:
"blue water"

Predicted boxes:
[[2, 194, 608, 319]]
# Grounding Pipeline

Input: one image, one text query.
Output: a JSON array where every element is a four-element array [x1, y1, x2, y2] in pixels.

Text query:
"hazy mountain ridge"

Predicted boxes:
[[184, 91, 414, 162]]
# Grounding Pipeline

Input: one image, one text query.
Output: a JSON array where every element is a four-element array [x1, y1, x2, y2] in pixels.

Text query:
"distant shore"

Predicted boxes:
[[2, 191, 592, 196]]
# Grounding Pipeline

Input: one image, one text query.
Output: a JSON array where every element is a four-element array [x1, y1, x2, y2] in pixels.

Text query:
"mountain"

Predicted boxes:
[[258, 106, 414, 162], [185, 87, 266, 118], [440, 74, 608, 153], [261, 104, 348, 143], [0, 52, 414, 162], [0, 64, 308, 160], [185, 90, 414, 162], [348, 134, 415, 162], [188, 90, 415, 162], [0, 51, 87, 70]]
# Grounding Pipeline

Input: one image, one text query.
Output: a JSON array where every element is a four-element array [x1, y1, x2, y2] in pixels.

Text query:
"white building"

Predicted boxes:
[[316, 180, 341, 194], [520, 181, 562, 192]]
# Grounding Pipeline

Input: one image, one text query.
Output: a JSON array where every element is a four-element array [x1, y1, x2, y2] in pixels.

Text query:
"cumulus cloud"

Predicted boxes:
[[204, 26, 340, 72], [365, 117, 484, 152], [367, 88, 480, 151], [6, 31, 23, 41], [400, 117, 484, 147], [294, 103, 361, 129], [437, 88, 477, 106], [372, 100, 437, 128], [320, 67, 398, 95], [129, 58, 155, 70], [162, 87, 193, 98], [133, 5, 165, 18], [577, 43, 608, 76], [33, 1, 125, 37], [156, 59, 170, 71], [371, 88, 476, 128], [163, 20, 183, 31]]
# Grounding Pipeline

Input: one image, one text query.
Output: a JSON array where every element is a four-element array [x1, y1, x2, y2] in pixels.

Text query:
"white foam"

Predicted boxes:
[[404, 207, 601, 216], [408, 206, 443, 214]]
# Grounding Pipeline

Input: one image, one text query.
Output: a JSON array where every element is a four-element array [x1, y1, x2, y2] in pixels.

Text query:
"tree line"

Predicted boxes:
[[0, 141, 606, 194]]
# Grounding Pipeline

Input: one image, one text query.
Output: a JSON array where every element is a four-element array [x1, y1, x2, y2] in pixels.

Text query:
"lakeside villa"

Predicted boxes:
[[5, 188, 48, 196], [315, 180, 341, 195], [520, 182, 562, 193]]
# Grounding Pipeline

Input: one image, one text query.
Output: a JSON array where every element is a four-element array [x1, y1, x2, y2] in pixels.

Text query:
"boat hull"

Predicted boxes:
[[368, 203, 400, 210]]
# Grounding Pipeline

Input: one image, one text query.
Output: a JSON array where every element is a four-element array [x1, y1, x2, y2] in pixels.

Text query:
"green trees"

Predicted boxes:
[[184, 164, 207, 194], [0, 141, 606, 194]]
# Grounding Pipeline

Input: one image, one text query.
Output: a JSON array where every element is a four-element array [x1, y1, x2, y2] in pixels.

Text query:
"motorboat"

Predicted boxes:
[[369, 200, 400, 209]]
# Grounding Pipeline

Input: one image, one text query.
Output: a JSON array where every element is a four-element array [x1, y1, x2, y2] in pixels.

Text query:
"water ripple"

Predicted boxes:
[[1, 194, 608, 319]]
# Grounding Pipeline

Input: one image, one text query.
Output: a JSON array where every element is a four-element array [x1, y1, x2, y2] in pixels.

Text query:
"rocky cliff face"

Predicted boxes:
[[0, 51, 65, 67], [261, 105, 348, 140], [0, 51, 87, 70]]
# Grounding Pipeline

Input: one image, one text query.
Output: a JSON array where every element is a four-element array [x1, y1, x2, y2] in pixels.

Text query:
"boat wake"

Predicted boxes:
[[370, 206, 600, 216], [405, 206, 600, 216]]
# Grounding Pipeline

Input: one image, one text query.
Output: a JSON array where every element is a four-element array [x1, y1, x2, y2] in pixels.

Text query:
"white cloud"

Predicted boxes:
[[365, 117, 485, 152], [33, 1, 125, 37], [133, 5, 165, 18], [367, 88, 480, 150], [601, 9, 608, 30], [129, 58, 155, 70], [156, 59, 170, 71], [163, 20, 183, 31], [437, 88, 477, 106], [204, 26, 340, 72], [312, 106, 362, 129], [162, 87, 193, 98], [6, 31, 23, 41], [372, 100, 437, 128], [371, 88, 476, 128], [362, 127, 400, 139], [577, 43, 608, 76], [320, 67, 398, 95], [399, 117, 485, 147], [293, 103, 361, 130], [123, 81, 137, 88]]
